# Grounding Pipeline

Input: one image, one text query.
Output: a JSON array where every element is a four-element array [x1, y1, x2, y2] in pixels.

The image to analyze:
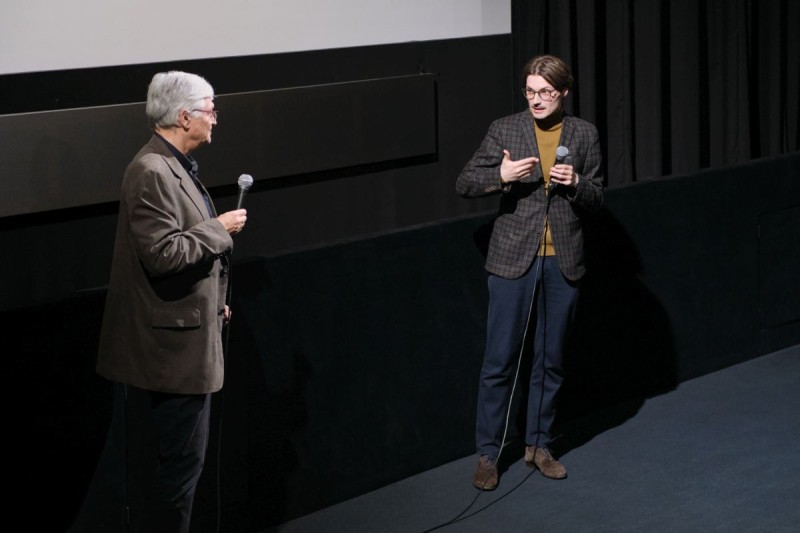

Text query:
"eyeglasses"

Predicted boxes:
[[191, 108, 218, 120], [521, 87, 560, 102]]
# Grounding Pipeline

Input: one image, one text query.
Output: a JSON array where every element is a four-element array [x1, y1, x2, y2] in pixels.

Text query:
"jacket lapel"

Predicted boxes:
[[148, 135, 209, 220], [520, 111, 539, 158], [559, 115, 576, 154], [168, 157, 208, 220]]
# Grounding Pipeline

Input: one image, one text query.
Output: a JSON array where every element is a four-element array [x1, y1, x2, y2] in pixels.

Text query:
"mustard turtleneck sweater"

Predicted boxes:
[[534, 116, 562, 256]]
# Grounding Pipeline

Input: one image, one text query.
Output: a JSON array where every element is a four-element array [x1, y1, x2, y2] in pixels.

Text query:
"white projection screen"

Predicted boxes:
[[0, 0, 510, 75]]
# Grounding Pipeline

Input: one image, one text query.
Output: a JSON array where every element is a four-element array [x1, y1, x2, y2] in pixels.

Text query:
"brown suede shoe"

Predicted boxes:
[[525, 446, 567, 479], [472, 455, 498, 490]]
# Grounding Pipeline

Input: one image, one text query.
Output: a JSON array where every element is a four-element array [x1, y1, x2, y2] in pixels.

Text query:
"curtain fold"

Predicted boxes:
[[512, 0, 799, 186]]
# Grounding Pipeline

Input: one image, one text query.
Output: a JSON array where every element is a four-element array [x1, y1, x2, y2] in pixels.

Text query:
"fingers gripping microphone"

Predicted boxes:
[[236, 174, 253, 209], [549, 146, 569, 193]]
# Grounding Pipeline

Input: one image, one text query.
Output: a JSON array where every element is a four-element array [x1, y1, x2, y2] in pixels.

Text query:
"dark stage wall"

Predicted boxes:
[[3, 36, 800, 533]]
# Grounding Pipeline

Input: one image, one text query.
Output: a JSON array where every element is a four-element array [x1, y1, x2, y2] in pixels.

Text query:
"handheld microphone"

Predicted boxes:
[[235, 174, 254, 209], [555, 145, 569, 164], [549, 146, 569, 193]]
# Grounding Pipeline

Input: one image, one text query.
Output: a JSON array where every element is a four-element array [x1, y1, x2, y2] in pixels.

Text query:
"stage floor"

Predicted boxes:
[[264, 345, 800, 533]]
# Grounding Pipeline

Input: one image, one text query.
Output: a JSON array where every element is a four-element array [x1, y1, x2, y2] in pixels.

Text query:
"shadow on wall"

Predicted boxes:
[[4, 289, 111, 532], [217, 259, 310, 531], [468, 208, 677, 459], [220, 220, 490, 529], [466, 206, 678, 460], [555, 208, 678, 454]]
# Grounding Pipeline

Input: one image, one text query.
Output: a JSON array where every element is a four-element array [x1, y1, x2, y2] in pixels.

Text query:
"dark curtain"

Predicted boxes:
[[512, 0, 800, 187]]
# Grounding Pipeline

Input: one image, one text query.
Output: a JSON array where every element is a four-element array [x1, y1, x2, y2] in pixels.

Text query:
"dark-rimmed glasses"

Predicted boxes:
[[521, 87, 560, 102]]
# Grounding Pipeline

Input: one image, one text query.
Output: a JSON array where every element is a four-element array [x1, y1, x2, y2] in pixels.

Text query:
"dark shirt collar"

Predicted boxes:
[[153, 132, 214, 218], [154, 132, 199, 177]]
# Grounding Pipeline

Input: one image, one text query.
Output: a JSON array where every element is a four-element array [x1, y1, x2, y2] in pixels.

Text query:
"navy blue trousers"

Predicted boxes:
[[476, 256, 579, 458]]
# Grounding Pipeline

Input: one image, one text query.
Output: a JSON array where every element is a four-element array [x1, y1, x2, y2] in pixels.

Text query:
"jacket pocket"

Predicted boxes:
[[151, 307, 201, 329]]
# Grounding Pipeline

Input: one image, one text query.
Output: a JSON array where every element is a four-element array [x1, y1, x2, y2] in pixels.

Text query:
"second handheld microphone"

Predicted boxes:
[[236, 174, 254, 209], [549, 146, 569, 193]]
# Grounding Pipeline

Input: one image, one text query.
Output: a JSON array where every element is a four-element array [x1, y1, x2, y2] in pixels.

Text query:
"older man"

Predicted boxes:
[[73, 71, 247, 532]]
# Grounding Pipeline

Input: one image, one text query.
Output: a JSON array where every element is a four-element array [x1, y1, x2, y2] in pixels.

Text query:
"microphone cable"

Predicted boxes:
[[215, 174, 252, 531], [530, 188, 553, 464], [215, 251, 235, 533], [215, 175, 252, 531], [122, 383, 131, 532], [530, 146, 570, 461], [422, 179, 555, 532]]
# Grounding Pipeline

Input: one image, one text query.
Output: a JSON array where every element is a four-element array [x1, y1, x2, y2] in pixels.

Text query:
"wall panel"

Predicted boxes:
[[0, 74, 436, 217]]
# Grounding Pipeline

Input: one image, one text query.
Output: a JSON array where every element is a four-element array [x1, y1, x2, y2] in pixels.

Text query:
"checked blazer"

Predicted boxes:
[[456, 112, 604, 281]]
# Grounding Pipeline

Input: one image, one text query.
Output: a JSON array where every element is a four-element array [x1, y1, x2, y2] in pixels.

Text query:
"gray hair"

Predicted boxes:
[[145, 71, 214, 129]]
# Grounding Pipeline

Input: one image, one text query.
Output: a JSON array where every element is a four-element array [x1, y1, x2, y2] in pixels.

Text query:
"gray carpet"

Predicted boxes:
[[264, 345, 800, 532]]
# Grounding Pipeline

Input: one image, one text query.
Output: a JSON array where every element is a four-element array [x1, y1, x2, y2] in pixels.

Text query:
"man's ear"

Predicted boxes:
[[179, 109, 192, 129]]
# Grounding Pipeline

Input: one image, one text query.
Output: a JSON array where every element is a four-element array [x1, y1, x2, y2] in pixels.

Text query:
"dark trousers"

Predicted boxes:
[[69, 382, 211, 533], [475, 256, 579, 458]]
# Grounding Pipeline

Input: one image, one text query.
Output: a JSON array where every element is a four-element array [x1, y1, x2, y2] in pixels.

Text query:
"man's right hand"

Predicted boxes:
[[500, 150, 539, 183], [217, 209, 247, 235]]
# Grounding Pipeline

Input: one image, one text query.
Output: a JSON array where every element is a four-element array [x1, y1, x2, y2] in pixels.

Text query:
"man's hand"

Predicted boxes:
[[500, 150, 539, 183], [217, 209, 247, 235], [549, 164, 579, 188]]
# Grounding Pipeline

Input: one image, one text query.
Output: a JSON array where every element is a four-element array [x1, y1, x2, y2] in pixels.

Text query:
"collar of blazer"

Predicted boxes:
[[146, 134, 211, 220]]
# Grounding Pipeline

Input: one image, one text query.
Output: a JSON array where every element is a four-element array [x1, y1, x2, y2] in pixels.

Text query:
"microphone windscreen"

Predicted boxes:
[[555, 146, 569, 162], [238, 174, 254, 190]]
